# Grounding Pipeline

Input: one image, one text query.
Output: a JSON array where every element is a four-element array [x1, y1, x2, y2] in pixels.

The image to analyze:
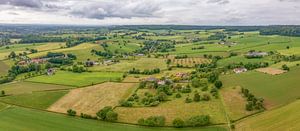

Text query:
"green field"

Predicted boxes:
[[0, 81, 73, 95], [236, 100, 300, 131], [0, 91, 68, 109], [217, 55, 272, 67], [26, 71, 123, 87], [220, 67, 300, 108], [89, 58, 168, 72], [0, 106, 227, 131]]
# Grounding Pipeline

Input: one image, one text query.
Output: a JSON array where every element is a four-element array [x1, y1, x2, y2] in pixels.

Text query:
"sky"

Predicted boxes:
[[0, 0, 299, 25]]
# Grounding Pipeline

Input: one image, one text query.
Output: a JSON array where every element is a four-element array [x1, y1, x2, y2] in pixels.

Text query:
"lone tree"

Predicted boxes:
[[0, 90, 5, 96], [214, 80, 223, 89]]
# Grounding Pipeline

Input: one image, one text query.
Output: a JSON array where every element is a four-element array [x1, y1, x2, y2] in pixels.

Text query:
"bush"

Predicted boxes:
[[175, 93, 182, 98], [67, 109, 76, 116], [138, 116, 166, 127], [105, 111, 118, 122], [80, 113, 95, 119], [172, 118, 185, 128], [119, 100, 133, 107], [96, 106, 118, 121], [193, 93, 201, 102], [202, 94, 210, 101], [186, 115, 210, 127], [214, 80, 223, 89], [185, 96, 193, 103]]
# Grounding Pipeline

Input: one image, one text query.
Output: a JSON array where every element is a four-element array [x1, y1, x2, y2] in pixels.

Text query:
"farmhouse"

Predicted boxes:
[[246, 51, 268, 58], [233, 68, 248, 73]]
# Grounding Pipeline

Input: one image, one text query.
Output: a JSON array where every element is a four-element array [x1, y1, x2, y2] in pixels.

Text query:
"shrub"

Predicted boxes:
[[193, 93, 201, 102], [96, 106, 118, 121], [172, 118, 185, 128], [105, 111, 118, 122], [67, 109, 76, 116], [214, 80, 223, 89], [185, 96, 193, 103], [186, 115, 210, 127], [119, 100, 133, 107], [202, 94, 210, 101], [175, 93, 182, 98], [138, 116, 166, 127]]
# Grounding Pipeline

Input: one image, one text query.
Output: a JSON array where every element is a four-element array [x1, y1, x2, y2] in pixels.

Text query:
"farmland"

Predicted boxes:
[[0, 25, 300, 130]]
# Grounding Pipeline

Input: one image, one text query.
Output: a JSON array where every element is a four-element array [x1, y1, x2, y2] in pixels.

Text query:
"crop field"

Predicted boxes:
[[170, 57, 211, 67], [0, 81, 73, 95], [0, 91, 68, 109], [48, 82, 137, 115], [115, 98, 227, 125], [26, 71, 123, 87], [221, 67, 300, 108], [89, 58, 168, 72], [236, 100, 300, 131], [0, 106, 226, 131]]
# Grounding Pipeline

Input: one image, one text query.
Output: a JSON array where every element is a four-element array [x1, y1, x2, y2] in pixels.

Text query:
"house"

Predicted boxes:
[[31, 58, 47, 64], [233, 68, 248, 74], [246, 51, 268, 58]]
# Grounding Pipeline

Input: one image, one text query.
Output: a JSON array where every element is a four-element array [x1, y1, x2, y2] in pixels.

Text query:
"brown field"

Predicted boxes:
[[48, 82, 137, 115], [114, 98, 227, 125], [255, 67, 287, 75], [220, 86, 257, 120], [171, 57, 211, 67]]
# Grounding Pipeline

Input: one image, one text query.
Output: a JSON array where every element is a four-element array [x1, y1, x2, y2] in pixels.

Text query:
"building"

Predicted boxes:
[[233, 68, 248, 74]]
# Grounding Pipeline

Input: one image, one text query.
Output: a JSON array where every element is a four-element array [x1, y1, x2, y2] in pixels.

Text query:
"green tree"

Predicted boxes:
[[96, 106, 113, 120], [105, 111, 118, 122], [193, 93, 201, 102], [191, 78, 201, 88], [214, 80, 223, 89]]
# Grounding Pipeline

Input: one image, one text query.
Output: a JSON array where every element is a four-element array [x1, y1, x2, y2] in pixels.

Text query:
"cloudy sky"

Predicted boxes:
[[0, 0, 299, 25]]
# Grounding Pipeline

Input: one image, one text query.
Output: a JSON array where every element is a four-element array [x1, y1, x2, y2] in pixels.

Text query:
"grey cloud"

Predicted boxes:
[[0, 0, 42, 8], [207, 0, 230, 5], [70, 1, 162, 19]]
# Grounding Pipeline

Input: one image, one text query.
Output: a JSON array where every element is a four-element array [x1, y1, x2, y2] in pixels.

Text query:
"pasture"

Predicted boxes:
[[0, 81, 73, 95], [0, 106, 226, 131], [0, 91, 68, 109], [236, 100, 300, 131], [220, 67, 300, 108], [26, 71, 123, 87], [48, 82, 137, 115]]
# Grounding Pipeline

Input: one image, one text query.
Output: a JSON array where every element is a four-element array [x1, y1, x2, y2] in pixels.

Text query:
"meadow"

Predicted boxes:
[[26, 71, 123, 87], [0, 106, 226, 131], [236, 100, 300, 131], [0, 91, 68, 109], [0, 81, 73, 95], [220, 67, 300, 108]]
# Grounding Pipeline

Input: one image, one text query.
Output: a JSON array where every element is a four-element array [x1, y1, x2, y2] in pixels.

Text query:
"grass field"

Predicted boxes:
[[28, 43, 103, 62], [0, 91, 68, 109], [48, 82, 137, 115], [217, 56, 272, 67], [89, 58, 168, 72], [0, 81, 73, 95], [26, 71, 123, 87], [236, 100, 300, 131], [0, 60, 9, 76], [220, 67, 300, 108], [220, 87, 257, 120], [278, 47, 300, 56], [0, 106, 227, 131], [115, 98, 227, 125]]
